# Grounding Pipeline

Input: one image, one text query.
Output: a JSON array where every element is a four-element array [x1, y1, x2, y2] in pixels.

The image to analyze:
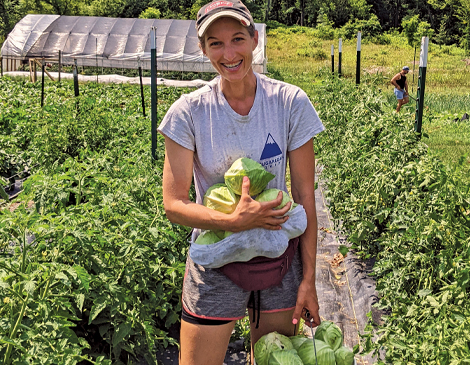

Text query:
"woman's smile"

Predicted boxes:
[[202, 17, 258, 85], [222, 60, 243, 70]]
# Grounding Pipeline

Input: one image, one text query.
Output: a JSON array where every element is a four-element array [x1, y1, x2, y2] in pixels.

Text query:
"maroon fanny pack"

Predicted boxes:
[[217, 237, 300, 292]]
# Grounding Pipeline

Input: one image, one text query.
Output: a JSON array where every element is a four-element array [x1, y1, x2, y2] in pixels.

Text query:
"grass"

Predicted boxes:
[[266, 26, 470, 94], [265, 26, 470, 178], [423, 114, 470, 179]]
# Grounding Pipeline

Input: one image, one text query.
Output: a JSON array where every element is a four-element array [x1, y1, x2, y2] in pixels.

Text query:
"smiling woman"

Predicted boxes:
[[157, 1, 325, 364], [199, 17, 259, 115]]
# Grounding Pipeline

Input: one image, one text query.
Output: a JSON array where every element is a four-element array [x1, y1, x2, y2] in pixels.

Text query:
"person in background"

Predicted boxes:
[[391, 66, 410, 113], [158, 0, 324, 364]]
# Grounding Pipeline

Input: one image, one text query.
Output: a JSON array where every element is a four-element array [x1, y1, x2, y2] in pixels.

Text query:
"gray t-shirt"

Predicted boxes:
[[158, 72, 324, 206]]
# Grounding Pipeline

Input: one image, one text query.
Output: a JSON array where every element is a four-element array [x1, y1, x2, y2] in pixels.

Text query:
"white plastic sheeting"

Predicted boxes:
[[1, 14, 267, 73], [3, 71, 211, 88]]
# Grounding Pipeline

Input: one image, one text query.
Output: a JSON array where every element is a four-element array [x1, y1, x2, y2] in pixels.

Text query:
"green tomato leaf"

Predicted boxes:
[[338, 245, 349, 257], [0, 185, 8, 200], [76, 293, 85, 312], [112, 321, 132, 347], [89, 297, 107, 325], [73, 265, 90, 292]]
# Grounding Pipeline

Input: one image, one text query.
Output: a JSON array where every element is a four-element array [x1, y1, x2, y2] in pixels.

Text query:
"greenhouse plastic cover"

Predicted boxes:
[[1, 14, 267, 73]]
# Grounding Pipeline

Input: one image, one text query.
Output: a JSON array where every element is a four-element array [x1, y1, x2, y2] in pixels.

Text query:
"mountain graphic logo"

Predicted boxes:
[[260, 133, 282, 160]]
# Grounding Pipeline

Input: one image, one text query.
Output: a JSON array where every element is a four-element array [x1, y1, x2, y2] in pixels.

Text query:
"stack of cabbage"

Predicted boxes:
[[254, 321, 354, 365], [195, 157, 296, 245]]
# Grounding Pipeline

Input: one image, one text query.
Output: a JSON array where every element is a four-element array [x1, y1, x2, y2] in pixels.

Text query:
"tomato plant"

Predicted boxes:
[[314, 76, 470, 364]]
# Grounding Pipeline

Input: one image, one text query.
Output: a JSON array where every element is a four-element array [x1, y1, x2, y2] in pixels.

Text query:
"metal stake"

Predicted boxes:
[[58, 50, 61, 82], [356, 32, 361, 85], [150, 27, 157, 160], [41, 59, 45, 107], [338, 38, 342, 77], [331, 45, 334, 74], [138, 57, 146, 117], [414, 37, 429, 136], [73, 59, 79, 97]]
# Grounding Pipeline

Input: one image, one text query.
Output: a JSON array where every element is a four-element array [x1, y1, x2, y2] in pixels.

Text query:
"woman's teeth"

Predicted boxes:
[[224, 61, 242, 69]]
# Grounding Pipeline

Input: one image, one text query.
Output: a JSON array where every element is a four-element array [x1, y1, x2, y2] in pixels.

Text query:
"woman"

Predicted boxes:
[[158, 1, 324, 363], [391, 66, 410, 113]]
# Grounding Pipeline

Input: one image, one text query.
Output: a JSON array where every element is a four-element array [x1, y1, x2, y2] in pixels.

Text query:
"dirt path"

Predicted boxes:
[[313, 166, 379, 365]]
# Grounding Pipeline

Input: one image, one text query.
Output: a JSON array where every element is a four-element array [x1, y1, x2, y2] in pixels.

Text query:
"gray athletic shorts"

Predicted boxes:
[[182, 246, 303, 321]]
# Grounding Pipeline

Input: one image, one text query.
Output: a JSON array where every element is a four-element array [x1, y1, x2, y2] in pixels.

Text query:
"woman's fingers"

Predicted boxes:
[[263, 216, 289, 230], [260, 191, 292, 213], [241, 176, 251, 197], [292, 281, 321, 328], [234, 177, 291, 230]]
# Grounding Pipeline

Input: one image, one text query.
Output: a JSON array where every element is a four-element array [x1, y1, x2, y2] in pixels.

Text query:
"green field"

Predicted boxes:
[[1, 26, 469, 364], [265, 26, 470, 176]]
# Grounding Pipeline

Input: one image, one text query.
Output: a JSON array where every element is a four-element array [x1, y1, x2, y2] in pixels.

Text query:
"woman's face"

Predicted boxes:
[[201, 17, 258, 84]]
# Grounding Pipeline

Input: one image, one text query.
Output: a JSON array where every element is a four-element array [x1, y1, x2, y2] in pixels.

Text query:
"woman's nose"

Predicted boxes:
[[224, 45, 236, 61]]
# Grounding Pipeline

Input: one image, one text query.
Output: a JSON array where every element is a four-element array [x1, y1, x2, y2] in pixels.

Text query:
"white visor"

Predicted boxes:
[[198, 10, 251, 37]]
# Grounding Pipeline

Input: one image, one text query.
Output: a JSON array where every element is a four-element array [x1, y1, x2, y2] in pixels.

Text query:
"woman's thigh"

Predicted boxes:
[[179, 320, 236, 365]]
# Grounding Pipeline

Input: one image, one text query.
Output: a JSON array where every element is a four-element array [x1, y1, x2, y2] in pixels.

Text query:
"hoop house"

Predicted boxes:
[[1, 14, 267, 73]]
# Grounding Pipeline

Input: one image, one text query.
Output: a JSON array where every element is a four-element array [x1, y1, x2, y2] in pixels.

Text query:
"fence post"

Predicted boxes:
[[331, 45, 334, 74], [338, 38, 342, 77], [96, 37, 99, 83], [414, 37, 429, 136], [356, 31, 361, 84], [151, 27, 157, 160], [138, 57, 146, 117], [33, 59, 37, 82], [41, 59, 45, 107], [0, 57, 2, 77], [73, 59, 79, 97], [58, 50, 61, 82]]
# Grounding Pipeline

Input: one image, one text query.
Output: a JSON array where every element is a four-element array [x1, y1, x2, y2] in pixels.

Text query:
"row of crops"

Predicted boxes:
[[313, 78, 470, 364], [1, 74, 469, 364], [0, 78, 190, 364]]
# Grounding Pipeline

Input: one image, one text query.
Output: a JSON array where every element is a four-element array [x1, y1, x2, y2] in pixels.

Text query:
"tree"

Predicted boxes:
[[455, 0, 470, 53], [20, 0, 85, 15], [87, 0, 127, 17], [139, 6, 160, 18], [0, 0, 21, 43]]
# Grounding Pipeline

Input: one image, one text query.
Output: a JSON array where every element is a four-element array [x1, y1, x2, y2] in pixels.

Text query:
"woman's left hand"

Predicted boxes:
[[292, 278, 320, 328]]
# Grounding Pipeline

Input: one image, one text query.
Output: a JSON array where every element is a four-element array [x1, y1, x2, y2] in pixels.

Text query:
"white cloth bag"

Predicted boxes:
[[189, 204, 308, 269]]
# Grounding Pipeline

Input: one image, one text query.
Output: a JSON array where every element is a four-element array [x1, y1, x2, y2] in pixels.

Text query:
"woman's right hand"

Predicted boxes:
[[230, 176, 291, 232]]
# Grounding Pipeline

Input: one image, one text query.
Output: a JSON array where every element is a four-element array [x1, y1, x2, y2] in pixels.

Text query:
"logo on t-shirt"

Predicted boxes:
[[260, 133, 284, 168]]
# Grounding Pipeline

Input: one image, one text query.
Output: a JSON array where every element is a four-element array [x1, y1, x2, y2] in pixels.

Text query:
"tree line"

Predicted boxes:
[[1, 0, 469, 51]]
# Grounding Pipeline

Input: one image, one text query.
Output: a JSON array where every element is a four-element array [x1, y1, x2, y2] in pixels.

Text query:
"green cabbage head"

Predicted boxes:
[[268, 349, 303, 365], [254, 331, 293, 365], [297, 339, 335, 365], [289, 335, 309, 351], [255, 189, 292, 210], [335, 346, 355, 365], [314, 321, 343, 351], [224, 158, 275, 196], [203, 183, 240, 214], [194, 230, 221, 245]]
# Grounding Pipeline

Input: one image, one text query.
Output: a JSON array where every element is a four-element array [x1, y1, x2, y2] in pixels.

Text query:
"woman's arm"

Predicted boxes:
[[162, 136, 290, 232], [288, 139, 321, 327]]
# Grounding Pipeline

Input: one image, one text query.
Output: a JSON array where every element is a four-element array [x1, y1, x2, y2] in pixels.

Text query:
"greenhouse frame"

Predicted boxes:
[[1, 14, 267, 74]]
